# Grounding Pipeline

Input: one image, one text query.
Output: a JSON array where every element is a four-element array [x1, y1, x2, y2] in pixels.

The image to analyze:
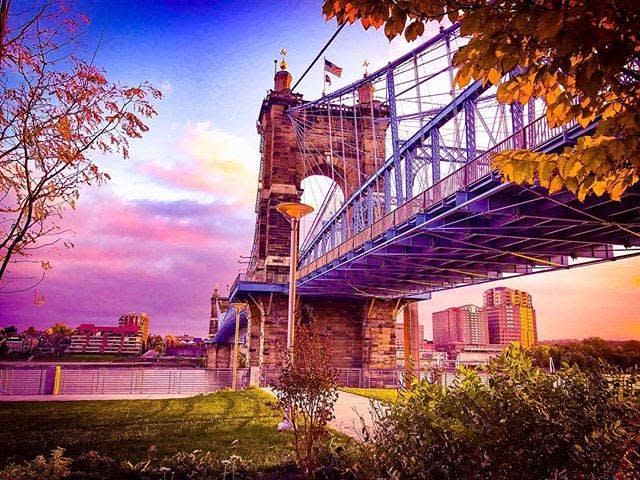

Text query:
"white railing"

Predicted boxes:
[[0, 367, 48, 395], [260, 366, 479, 389], [0, 366, 250, 395]]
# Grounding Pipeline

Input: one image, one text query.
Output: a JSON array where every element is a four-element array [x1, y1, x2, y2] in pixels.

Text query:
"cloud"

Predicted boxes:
[[159, 80, 174, 96], [140, 122, 259, 205], [1, 190, 253, 335]]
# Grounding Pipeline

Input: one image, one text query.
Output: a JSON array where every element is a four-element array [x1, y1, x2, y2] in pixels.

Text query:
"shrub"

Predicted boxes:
[[0, 449, 256, 480], [0, 448, 70, 480], [274, 322, 339, 478], [68, 451, 122, 480], [346, 344, 640, 480], [123, 450, 253, 479]]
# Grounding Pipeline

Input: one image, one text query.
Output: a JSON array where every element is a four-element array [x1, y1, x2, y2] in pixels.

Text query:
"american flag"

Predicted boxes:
[[324, 59, 342, 77]]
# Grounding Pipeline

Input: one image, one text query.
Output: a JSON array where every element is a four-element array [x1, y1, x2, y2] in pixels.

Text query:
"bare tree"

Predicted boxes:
[[0, 0, 161, 293]]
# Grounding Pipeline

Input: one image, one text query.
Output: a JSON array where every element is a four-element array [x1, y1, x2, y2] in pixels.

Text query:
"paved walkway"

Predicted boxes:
[[0, 393, 202, 402], [330, 391, 380, 439], [261, 387, 379, 440]]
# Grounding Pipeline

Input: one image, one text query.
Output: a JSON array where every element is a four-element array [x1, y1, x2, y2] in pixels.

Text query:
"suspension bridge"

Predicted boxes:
[[210, 23, 640, 382]]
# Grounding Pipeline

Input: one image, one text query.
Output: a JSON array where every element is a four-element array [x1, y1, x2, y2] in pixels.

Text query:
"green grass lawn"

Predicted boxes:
[[0, 388, 293, 469], [340, 387, 401, 403]]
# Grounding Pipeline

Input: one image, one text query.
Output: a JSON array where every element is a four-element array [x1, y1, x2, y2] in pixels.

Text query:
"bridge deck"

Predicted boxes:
[[297, 121, 640, 299]]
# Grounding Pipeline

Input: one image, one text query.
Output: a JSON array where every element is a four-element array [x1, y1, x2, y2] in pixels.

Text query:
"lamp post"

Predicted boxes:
[[230, 302, 247, 390], [275, 202, 314, 353], [275, 202, 313, 433]]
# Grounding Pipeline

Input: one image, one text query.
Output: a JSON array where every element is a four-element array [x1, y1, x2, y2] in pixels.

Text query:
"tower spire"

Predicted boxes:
[[274, 48, 292, 92]]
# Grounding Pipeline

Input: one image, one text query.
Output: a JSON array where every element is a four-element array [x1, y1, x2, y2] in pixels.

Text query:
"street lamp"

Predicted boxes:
[[229, 302, 247, 390], [276, 202, 314, 353], [275, 202, 313, 433]]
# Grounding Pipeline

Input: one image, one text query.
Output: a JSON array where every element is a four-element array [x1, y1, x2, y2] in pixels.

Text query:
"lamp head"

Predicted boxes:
[[276, 202, 314, 220]]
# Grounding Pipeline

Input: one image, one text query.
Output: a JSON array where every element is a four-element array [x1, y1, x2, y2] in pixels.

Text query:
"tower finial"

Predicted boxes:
[[280, 48, 288, 71]]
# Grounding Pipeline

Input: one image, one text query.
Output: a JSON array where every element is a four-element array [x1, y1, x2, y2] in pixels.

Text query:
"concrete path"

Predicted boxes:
[[261, 387, 379, 440], [0, 393, 201, 402], [329, 391, 380, 440]]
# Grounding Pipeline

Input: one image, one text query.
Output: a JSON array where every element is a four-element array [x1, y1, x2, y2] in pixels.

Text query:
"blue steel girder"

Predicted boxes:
[[464, 100, 476, 162], [299, 77, 490, 263], [387, 69, 404, 206], [298, 181, 640, 299], [384, 169, 392, 213], [405, 149, 414, 201], [431, 129, 441, 182], [297, 116, 640, 298]]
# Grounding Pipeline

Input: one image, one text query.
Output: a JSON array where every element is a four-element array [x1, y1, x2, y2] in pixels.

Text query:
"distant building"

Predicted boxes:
[[1, 335, 38, 354], [118, 313, 150, 347], [421, 339, 434, 352], [454, 344, 505, 365], [484, 287, 537, 348], [432, 304, 489, 354], [67, 323, 143, 355]]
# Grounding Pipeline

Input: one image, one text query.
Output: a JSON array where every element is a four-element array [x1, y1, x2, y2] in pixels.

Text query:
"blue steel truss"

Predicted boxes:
[[231, 23, 640, 302], [287, 27, 640, 299]]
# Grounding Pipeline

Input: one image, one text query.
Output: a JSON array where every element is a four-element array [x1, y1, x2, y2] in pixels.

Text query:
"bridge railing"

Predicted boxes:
[[298, 115, 576, 279], [230, 271, 289, 296]]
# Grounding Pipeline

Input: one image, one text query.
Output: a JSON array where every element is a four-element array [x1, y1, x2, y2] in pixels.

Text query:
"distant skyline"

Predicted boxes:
[[1, 0, 638, 340]]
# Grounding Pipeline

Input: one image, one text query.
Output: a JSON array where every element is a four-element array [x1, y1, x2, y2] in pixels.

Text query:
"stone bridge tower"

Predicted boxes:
[[229, 57, 407, 385]]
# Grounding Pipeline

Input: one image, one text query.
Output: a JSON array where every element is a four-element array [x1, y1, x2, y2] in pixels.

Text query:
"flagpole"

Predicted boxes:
[[322, 56, 326, 96]]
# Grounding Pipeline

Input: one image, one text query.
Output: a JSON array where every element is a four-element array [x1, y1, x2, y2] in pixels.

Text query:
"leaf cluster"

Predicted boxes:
[[341, 345, 639, 479], [323, 0, 640, 201]]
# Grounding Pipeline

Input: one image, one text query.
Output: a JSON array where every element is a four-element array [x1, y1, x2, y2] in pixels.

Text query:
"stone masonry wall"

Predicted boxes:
[[361, 298, 398, 370], [301, 297, 364, 368], [260, 294, 289, 371]]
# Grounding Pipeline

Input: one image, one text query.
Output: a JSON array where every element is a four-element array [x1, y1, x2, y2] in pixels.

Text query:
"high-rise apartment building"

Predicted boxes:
[[483, 287, 537, 347], [432, 304, 489, 351], [118, 313, 150, 347]]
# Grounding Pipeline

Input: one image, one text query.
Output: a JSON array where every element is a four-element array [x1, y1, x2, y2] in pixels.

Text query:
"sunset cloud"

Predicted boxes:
[[1, 190, 253, 335], [141, 122, 259, 205]]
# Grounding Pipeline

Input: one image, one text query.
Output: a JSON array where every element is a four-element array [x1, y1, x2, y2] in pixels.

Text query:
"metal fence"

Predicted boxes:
[[0, 367, 49, 395], [1, 365, 480, 396], [0, 366, 249, 396], [261, 367, 466, 389]]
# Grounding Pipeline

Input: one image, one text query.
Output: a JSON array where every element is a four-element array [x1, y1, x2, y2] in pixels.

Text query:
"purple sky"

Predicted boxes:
[[1, 1, 639, 339]]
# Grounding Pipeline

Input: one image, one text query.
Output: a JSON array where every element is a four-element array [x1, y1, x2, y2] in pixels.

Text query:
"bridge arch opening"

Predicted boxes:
[[300, 174, 345, 247]]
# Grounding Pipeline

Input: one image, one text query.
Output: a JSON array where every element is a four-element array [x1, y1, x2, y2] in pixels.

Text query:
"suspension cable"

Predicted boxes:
[[291, 23, 346, 93]]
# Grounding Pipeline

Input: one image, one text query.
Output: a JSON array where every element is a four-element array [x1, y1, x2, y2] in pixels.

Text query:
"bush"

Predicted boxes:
[[0, 448, 71, 480], [0, 449, 257, 480], [338, 345, 639, 480], [274, 321, 339, 478]]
